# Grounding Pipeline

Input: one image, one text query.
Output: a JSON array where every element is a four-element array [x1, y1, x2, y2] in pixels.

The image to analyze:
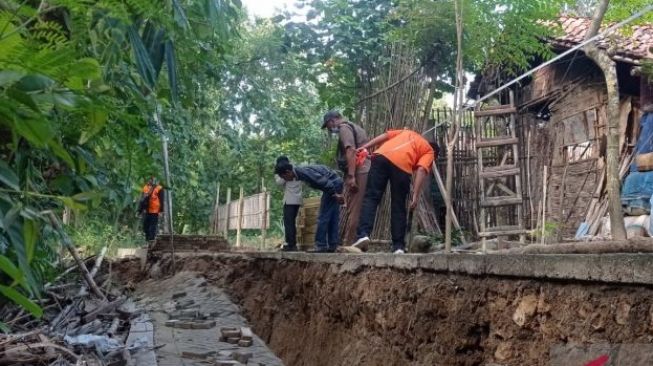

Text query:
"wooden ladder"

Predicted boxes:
[[474, 91, 527, 250]]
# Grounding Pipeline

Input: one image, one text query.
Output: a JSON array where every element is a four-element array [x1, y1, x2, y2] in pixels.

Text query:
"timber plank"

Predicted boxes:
[[481, 196, 523, 207], [480, 166, 520, 179], [476, 137, 519, 148]]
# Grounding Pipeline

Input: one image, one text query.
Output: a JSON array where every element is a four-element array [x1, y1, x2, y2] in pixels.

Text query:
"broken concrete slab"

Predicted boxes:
[[196, 252, 653, 286]]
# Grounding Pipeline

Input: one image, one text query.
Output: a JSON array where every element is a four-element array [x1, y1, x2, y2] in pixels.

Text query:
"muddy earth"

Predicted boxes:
[[116, 255, 653, 366]]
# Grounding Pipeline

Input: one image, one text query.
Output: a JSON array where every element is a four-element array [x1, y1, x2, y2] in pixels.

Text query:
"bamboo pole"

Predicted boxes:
[[213, 183, 221, 234], [236, 186, 244, 248], [431, 162, 465, 242], [261, 178, 267, 250], [541, 165, 548, 245], [224, 188, 231, 238], [527, 129, 535, 231], [46, 212, 105, 301]]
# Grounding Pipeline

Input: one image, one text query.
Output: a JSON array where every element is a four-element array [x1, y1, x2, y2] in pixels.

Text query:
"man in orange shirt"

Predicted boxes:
[[352, 129, 437, 254], [139, 176, 165, 242]]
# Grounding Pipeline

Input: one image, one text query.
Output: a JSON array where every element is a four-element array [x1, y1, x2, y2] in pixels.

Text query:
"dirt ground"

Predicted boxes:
[[116, 255, 653, 366]]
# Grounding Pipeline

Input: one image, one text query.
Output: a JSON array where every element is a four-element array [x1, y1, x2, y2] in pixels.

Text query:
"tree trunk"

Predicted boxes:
[[583, 0, 627, 240], [445, 0, 464, 251]]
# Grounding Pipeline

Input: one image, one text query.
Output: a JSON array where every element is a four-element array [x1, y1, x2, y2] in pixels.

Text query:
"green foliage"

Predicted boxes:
[[283, 0, 395, 109], [0, 0, 243, 323], [422, 228, 467, 247], [531, 221, 558, 241], [68, 219, 142, 254]]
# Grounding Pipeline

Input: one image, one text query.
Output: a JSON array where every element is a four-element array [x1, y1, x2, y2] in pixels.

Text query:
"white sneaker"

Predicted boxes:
[[393, 249, 405, 254], [352, 236, 370, 251]]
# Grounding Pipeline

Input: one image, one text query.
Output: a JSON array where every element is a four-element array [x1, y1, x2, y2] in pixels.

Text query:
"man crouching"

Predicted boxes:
[[275, 159, 344, 253]]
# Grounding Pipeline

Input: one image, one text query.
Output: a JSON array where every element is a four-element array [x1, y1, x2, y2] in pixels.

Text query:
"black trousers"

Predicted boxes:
[[356, 155, 411, 251], [283, 204, 301, 247], [143, 213, 159, 241]]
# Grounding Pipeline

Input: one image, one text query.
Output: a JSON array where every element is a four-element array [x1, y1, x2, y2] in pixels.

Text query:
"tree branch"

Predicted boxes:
[[354, 63, 424, 106]]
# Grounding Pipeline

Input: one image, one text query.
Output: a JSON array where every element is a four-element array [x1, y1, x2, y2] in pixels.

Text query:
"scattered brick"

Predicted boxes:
[[220, 327, 241, 338], [214, 361, 244, 366], [240, 327, 253, 341], [190, 320, 216, 329], [181, 350, 216, 360], [238, 339, 253, 347], [172, 291, 186, 299], [233, 351, 253, 364]]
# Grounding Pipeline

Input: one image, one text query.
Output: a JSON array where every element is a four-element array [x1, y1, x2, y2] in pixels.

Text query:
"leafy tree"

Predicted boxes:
[[0, 0, 242, 323]]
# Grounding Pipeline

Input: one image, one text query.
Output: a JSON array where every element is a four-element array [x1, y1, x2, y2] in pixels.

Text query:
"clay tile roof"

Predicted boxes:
[[549, 16, 653, 63]]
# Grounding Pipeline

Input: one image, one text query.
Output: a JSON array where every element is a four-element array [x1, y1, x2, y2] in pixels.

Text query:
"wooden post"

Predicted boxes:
[[261, 179, 268, 250], [431, 163, 465, 243], [213, 183, 220, 234], [265, 192, 270, 248], [236, 186, 244, 248], [541, 165, 548, 245], [224, 188, 231, 238]]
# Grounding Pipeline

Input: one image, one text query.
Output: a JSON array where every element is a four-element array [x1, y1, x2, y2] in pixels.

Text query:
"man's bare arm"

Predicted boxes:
[[409, 167, 428, 210], [359, 132, 389, 151]]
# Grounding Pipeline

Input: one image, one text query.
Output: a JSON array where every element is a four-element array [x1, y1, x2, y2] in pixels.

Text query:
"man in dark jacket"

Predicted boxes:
[[275, 160, 344, 253]]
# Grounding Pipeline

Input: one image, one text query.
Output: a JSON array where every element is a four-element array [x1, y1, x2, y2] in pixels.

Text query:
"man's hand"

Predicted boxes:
[[333, 193, 345, 205], [345, 175, 358, 194], [409, 195, 419, 210]]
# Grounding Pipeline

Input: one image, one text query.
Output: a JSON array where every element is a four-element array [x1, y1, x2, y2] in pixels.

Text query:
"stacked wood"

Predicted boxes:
[[296, 197, 321, 250], [0, 244, 142, 366], [584, 151, 633, 237]]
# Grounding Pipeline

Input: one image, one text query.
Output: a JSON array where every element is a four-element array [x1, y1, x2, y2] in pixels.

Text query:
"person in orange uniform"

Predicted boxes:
[[352, 129, 436, 254], [140, 176, 165, 242]]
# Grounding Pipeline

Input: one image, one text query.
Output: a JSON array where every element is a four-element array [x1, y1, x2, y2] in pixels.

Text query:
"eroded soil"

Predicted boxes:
[[117, 255, 653, 366]]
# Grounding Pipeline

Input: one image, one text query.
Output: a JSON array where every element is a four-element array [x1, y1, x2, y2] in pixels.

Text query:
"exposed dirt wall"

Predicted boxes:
[[139, 255, 653, 366]]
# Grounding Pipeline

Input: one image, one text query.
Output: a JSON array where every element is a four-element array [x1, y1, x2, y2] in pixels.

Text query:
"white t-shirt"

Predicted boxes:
[[275, 175, 303, 205]]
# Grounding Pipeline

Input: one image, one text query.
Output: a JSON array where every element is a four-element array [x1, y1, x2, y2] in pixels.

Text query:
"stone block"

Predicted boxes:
[[238, 339, 253, 347], [181, 350, 216, 360], [176, 299, 196, 309], [214, 361, 244, 366], [240, 327, 253, 341], [221, 327, 241, 338], [233, 351, 252, 364], [172, 291, 186, 299], [226, 337, 241, 344], [191, 320, 216, 329]]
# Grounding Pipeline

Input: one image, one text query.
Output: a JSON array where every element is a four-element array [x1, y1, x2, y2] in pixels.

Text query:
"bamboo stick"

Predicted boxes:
[[541, 166, 548, 244], [46, 212, 105, 301], [236, 186, 244, 248]]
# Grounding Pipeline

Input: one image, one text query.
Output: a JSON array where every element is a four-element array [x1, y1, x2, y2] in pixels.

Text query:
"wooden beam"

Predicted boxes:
[[474, 106, 518, 118], [481, 196, 523, 207], [476, 137, 519, 148], [480, 166, 520, 179], [479, 228, 531, 237]]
